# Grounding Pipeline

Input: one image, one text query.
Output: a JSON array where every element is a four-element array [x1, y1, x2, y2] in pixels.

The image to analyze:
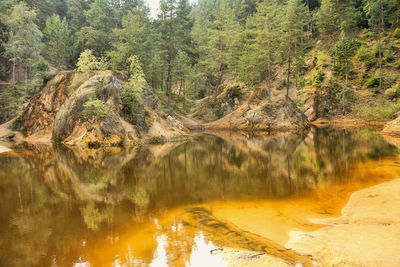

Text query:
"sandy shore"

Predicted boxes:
[[286, 179, 400, 266]]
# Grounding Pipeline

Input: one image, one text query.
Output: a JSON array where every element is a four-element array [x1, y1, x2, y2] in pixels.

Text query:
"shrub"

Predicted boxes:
[[82, 97, 106, 120], [76, 50, 98, 73], [385, 83, 400, 99], [275, 78, 287, 91], [356, 45, 377, 68], [76, 50, 108, 73], [393, 28, 400, 39], [383, 47, 395, 63], [226, 84, 242, 99], [365, 75, 380, 88], [312, 69, 325, 87], [121, 87, 146, 129], [395, 59, 400, 69]]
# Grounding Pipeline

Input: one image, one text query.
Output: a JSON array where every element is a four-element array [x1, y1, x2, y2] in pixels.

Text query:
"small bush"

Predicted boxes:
[[365, 76, 380, 88], [82, 97, 106, 120], [76, 50, 108, 73], [275, 78, 287, 91], [383, 47, 395, 63], [312, 69, 325, 87], [393, 28, 400, 38], [395, 59, 400, 69], [226, 84, 242, 99], [356, 45, 377, 68], [385, 83, 400, 99]]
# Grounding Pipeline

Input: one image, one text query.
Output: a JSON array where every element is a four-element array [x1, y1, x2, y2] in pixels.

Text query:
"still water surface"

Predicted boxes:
[[0, 127, 399, 266]]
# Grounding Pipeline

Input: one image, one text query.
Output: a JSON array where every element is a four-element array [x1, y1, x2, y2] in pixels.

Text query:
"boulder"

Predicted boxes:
[[245, 97, 309, 130]]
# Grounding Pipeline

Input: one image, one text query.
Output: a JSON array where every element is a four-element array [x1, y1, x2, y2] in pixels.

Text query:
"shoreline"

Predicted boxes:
[[216, 177, 400, 266], [287, 178, 400, 266]]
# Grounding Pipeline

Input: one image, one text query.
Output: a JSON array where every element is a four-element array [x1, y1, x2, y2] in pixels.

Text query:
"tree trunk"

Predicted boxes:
[[167, 7, 174, 109], [217, 20, 224, 95], [379, 3, 384, 91], [295, 42, 298, 89], [12, 55, 16, 84], [343, 62, 348, 115], [266, 25, 272, 103], [286, 41, 291, 101]]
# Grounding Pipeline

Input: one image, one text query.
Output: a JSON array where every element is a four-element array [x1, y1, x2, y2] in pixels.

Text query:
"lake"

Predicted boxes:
[[1, 127, 399, 266]]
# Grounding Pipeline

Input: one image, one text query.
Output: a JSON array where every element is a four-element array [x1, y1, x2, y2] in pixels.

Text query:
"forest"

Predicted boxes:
[[2, 0, 400, 125]]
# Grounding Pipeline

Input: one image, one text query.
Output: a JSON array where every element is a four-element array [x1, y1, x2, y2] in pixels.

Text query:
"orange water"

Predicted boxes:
[[0, 127, 399, 266]]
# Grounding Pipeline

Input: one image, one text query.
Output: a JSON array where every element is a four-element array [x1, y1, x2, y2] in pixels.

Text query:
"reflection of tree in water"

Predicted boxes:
[[0, 127, 398, 266]]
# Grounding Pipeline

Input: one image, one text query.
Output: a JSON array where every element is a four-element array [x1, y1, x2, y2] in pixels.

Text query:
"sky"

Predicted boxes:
[[146, 0, 160, 18], [145, 0, 197, 19]]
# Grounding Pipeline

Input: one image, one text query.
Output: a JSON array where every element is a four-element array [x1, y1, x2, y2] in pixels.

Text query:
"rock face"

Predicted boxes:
[[206, 96, 309, 131], [381, 117, 400, 137], [18, 71, 186, 146], [191, 83, 246, 122], [245, 97, 309, 130]]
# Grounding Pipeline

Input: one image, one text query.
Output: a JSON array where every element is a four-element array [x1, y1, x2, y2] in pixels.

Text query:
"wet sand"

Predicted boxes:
[[287, 178, 400, 267]]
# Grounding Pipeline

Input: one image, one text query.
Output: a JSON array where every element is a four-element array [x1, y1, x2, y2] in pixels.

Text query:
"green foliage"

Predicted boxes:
[[43, 15, 73, 69], [356, 100, 400, 119], [275, 78, 287, 91], [312, 70, 325, 87], [333, 32, 357, 77], [82, 97, 106, 120], [77, 0, 118, 56], [0, 85, 24, 124], [356, 45, 377, 68], [393, 28, 400, 38], [318, 78, 355, 117], [365, 75, 380, 88], [76, 50, 108, 73], [109, 8, 150, 72], [317, 0, 359, 39], [385, 82, 400, 99], [126, 55, 145, 96], [3, 2, 43, 82]]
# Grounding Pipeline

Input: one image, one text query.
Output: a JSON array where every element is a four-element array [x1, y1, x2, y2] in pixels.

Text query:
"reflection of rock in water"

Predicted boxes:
[[180, 206, 315, 266]]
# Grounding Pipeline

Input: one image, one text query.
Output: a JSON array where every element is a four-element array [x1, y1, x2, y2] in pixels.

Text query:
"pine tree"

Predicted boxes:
[[242, 0, 280, 101], [333, 31, 356, 115], [317, 0, 359, 40], [109, 8, 150, 72], [43, 15, 73, 69], [159, 0, 178, 108], [207, 0, 241, 92], [281, 0, 310, 100], [4, 2, 43, 83], [77, 0, 118, 56], [364, 0, 396, 91]]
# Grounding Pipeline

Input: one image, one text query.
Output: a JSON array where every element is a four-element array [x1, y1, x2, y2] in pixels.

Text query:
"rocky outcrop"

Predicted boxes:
[[191, 83, 246, 122], [381, 117, 400, 137], [17, 71, 186, 146], [206, 96, 309, 131]]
